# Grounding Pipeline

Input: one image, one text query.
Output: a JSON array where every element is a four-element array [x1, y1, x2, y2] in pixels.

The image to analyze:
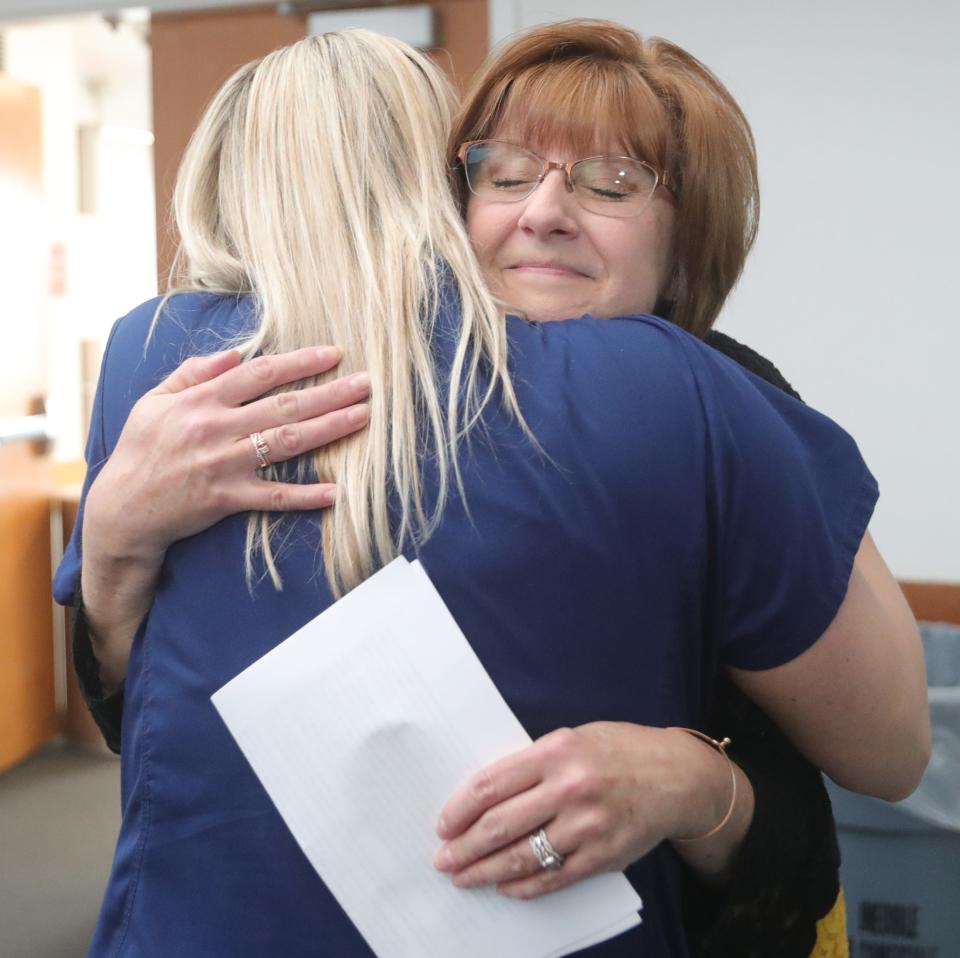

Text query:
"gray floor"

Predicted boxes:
[[0, 742, 120, 958]]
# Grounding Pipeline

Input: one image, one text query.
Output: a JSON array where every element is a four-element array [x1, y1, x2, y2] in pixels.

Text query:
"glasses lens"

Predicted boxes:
[[463, 142, 543, 201], [571, 157, 658, 217]]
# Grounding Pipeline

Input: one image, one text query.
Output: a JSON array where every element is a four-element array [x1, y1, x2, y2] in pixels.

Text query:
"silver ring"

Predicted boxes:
[[249, 431, 271, 469], [528, 827, 564, 871]]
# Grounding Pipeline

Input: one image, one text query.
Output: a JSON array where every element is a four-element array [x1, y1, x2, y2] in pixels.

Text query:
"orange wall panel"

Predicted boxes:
[[151, 1, 488, 287], [0, 77, 58, 773], [150, 6, 311, 285], [900, 581, 960, 626], [0, 449, 58, 773]]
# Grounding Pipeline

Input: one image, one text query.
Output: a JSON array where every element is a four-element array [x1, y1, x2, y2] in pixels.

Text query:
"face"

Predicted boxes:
[[465, 138, 676, 323]]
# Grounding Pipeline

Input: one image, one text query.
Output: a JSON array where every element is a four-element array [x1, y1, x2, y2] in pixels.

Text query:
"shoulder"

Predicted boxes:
[[102, 291, 255, 393], [508, 312, 706, 401], [506, 312, 806, 429], [536, 311, 696, 356], [106, 291, 255, 379], [97, 291, 255, 441], [529, 313, 793, 425]]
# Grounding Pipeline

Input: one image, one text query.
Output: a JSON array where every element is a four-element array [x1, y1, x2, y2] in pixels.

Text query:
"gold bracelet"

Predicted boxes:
[[668, 727, 737, 843]]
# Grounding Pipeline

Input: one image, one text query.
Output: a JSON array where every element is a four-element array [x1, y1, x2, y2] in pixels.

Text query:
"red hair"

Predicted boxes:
[[449, 19, 759, 337]]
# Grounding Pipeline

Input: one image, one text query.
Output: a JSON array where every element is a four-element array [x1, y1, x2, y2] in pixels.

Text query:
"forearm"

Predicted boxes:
[[433, 721, 758, 900], [68, 343, 364, 695], [80, 487, 165, 693], [731, 535, 931, 802]]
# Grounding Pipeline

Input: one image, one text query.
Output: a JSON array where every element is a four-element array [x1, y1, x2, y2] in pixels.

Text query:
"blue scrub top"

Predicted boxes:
[[55, 291, 877, 958]]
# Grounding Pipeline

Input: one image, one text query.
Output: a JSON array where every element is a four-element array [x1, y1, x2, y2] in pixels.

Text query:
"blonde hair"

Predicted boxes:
[[450, 19, 759, 338], [164, 30, 526, 596]]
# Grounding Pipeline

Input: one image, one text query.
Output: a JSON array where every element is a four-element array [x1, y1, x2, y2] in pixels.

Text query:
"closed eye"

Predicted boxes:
[[586, 185, 631, 200], [492, 177, 537, 189]]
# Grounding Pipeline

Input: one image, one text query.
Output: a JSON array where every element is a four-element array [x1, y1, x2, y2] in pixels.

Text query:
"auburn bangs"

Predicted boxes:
[[478, 59, 672, 174]]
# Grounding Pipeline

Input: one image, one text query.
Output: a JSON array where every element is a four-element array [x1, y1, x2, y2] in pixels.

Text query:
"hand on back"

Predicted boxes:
[[84, 345, 370, 562]]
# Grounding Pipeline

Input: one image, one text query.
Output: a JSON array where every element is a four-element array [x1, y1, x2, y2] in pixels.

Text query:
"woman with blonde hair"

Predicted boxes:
[[57, 24, 927, 958]]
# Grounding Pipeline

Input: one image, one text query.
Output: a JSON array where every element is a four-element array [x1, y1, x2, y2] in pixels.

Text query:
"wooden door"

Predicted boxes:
[[150, 1, 489, 285], [0, 76, 58, 773]]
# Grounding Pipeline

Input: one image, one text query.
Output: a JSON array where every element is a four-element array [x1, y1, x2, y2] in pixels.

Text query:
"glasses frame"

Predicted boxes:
[[456, 139, 673, 218]]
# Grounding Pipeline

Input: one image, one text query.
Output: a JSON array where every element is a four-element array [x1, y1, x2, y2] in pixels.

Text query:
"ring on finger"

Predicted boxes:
[[528, 827, 565, 871], [249, 431, 271, 470]]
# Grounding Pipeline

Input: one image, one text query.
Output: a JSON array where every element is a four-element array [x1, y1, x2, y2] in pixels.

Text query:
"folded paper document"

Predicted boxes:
[[212, 556, 642, 958]]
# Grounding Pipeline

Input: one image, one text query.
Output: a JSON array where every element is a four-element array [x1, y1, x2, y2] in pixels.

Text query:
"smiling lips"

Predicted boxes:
[[508, 261, 591, 278]]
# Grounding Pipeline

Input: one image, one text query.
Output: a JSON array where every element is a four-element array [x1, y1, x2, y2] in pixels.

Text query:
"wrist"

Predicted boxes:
[[664, 727, 736, 842], [80, 503, 164, 653], [665, 728, 755, 883], [83, 477, 168, 567], [79, 561, 158, 695]]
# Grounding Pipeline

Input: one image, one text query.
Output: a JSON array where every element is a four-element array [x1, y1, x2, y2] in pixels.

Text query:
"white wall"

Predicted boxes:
[[491, 0, 960, 581], [4, 14, 155, 461]]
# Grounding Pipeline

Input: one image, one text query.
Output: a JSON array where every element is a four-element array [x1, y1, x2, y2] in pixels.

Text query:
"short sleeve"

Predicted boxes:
[[695, 347, 879, 670], [52, 317, 123, 607]]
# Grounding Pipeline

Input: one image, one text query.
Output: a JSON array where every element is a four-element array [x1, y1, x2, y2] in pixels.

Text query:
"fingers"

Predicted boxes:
[[245, 480, 337, 513], [441, 813, 603, 899], [437, 748, 544, 842], [435, 786, 556, 875], [434, 724, 659, 901], [238, 404, 370, 470], [495, 848, 594, 900], [153, 349, 243, 395], [454, 834, 570, 893], [215, 346, 344, 406], [235, 370, 371, 435]]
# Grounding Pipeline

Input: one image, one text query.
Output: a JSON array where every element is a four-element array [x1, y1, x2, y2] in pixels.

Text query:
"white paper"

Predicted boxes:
[[212, 556, 642, 958]]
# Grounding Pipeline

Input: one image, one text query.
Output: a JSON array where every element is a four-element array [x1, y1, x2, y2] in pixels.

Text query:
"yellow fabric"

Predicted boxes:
[[810, 887, 848, 958]]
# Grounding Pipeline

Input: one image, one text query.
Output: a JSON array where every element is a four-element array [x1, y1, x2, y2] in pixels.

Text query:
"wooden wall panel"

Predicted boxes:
[[150, 6, 310, 284], [900, 582, 960, 626], [427, 0, 488, 94], [0, 78, 58, 773], [0, 449, 58, 774], [150, 0, 488, 286]]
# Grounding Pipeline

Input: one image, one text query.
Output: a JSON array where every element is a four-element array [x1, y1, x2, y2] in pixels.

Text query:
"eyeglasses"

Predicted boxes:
[[457, 140, 671, 219]]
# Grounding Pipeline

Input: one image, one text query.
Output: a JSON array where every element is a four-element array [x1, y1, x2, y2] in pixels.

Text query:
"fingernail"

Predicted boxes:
[[316, 346, 341, 364], [433, 847, 453, 871], [436, 816, 449, 838], [347, 404, 369, 424], [322, 486, 337, 506], [349, 371, 371, 390]]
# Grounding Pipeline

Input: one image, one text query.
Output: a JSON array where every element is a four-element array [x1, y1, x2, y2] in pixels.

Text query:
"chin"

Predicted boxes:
[[510, 299, 590, 324]]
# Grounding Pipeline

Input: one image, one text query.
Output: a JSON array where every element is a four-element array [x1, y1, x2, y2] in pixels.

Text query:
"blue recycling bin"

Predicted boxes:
[[826, 622, 960, 958]]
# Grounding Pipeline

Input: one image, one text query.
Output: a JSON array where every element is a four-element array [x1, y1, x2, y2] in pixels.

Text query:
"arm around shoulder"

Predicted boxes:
[[729, 532, 930, 802]]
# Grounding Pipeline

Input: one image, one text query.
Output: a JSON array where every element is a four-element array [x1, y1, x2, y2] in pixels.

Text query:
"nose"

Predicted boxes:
[[516, 168, 580, 239]]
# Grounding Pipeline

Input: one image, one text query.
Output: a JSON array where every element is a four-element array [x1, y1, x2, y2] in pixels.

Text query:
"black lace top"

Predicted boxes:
[[69, 329, 839, 958]]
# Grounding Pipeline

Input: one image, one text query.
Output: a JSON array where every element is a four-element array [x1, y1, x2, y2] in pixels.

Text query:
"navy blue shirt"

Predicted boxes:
[[55, 291, 877, 958]]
